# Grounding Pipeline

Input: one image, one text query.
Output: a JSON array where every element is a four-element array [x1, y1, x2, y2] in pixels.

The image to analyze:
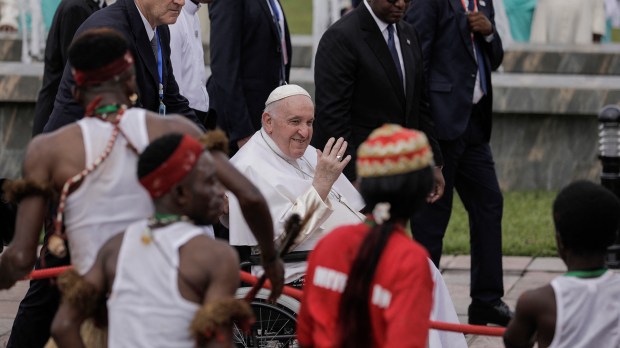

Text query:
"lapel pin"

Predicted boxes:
[[406, 39, 411, 45], [479, 0, 486, 6]]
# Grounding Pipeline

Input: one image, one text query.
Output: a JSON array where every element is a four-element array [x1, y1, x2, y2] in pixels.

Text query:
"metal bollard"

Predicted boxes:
[[598, 105, 620, 268]]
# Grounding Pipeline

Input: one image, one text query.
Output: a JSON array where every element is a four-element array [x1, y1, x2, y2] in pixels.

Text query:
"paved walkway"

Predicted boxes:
[[439, 255, 566, 347], [0, 255, 566, 347]]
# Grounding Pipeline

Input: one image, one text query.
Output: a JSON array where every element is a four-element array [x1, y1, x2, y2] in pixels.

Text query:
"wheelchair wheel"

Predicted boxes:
[[234, 288, 300, 348]]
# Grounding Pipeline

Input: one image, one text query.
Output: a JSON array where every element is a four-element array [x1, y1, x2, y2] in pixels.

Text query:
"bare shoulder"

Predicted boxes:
[[144, 113, 203, 141], [516, 284, 555, 316], [188, 235, 239, 266], [23, 126, 82, 179]]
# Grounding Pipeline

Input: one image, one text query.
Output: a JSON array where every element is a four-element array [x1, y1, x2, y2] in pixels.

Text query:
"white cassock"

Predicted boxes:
[[226, 129, 467, 348], [225, 129, 366, 283]]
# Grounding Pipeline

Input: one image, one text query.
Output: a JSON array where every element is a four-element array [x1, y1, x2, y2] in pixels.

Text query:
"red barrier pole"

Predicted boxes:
[[22, 265, 73, 280], [24, 266, 507, 337], [429, 321, 505, 336], [239, 270, 304, 300]]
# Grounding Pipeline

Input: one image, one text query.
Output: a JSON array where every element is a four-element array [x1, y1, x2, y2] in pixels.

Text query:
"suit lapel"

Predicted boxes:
[[126, 0, 159, 87], [358, 5, 405, 102], [397, 22, 415, 118], [448, 0, 476, 62], [258, 0, 281, 43]]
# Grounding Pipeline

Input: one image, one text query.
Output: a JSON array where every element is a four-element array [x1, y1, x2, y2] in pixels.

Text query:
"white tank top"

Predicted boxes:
[[64, 108, 153, 274], [107, 220, 210, 348], [549, 270, 620, 348]]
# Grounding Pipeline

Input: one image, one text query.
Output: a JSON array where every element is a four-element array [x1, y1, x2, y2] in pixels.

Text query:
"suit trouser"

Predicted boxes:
[[8, 203, 70, 348], [411, 104, 504, 305], [7, 249, 70, 348]]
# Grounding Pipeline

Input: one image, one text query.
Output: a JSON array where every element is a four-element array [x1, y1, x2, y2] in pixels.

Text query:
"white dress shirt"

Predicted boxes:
[[135, 1, 155, 40], [169, 0, 209, 112]]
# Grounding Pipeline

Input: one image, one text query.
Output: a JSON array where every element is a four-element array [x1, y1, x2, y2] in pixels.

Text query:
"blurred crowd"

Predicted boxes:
[[499, 0, 620, 44], [3, 0, 620, 51]]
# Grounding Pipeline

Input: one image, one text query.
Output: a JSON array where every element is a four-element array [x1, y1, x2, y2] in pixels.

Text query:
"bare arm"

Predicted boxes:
[[201, 241, 241, 348], [0, 138, 50, 289], [504, 289, 542, 348], [51, 239, 109, 347]]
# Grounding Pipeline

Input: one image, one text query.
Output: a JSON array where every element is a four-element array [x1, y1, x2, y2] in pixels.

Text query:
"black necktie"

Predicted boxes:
[[468, 0, 488, 95], [387, 24, 404, 89]]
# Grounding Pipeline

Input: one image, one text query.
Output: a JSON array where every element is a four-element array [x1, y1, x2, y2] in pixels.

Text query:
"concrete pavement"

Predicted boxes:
[[0, 256, 566, 347], [439, 255, 566, 347]]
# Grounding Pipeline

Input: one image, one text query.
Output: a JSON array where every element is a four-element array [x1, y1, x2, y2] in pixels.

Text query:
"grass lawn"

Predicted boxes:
[[442, 191, 558, 257], [281, 0, 313, 34]]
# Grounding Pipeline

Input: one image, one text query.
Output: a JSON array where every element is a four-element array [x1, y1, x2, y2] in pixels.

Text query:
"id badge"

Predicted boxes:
[[159, 101, 166, 116]]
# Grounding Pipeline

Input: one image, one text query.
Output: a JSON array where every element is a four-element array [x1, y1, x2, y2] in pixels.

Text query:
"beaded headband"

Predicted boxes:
[[139, 135, 205, 198], [72, 51, 134, 87]]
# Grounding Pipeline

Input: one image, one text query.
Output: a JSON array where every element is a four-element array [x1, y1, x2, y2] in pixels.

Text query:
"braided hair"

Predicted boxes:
[[338, 167, 434, 348]]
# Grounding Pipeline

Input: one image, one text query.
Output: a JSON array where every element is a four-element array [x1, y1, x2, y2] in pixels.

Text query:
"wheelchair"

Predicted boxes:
[[233, 252, 308, 348]]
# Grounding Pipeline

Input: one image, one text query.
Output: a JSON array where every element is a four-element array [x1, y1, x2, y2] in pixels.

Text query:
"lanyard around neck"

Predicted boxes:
[[155, 29, 166, 115]]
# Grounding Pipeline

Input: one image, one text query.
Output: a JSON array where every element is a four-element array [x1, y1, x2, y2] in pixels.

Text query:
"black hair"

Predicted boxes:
[[68, 27, 129, 72], [137, 133, 185, 180], [338, 166, 434, 348], [553, 180, 620, 255]]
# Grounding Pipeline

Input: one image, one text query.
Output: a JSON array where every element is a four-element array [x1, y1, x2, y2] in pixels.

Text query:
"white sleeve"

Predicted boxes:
[[274, 186, 334, 250], [168, 17, 189, 97]]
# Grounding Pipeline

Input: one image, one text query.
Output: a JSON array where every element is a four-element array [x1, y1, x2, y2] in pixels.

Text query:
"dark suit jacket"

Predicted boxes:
[[207, 0, 292, 143], [43, 0, 200, 133], [405, 0, 503, 141], [32, 0, 100, 136], [313, 4, 442, 180]]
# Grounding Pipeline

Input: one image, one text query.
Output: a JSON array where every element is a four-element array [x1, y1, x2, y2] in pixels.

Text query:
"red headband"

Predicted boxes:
[[73, 51, 134, 87], [139, 135, 205, 198]]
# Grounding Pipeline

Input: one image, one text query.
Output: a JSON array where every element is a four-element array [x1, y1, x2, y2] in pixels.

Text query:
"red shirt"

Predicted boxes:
[[297, 223, 433, 348]]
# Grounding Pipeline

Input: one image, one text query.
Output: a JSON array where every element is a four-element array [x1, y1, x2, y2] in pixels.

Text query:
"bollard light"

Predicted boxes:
[[598, 105, 620, 268]]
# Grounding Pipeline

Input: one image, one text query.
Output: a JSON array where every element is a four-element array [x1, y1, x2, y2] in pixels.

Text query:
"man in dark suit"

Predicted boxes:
[[32, 0, 105, 137], [406, 0, 512, 326], [207, 0, 292, 153], [312, 0, 444, 197], [15, 2, 104, 345], [43, 0, 202, 133]]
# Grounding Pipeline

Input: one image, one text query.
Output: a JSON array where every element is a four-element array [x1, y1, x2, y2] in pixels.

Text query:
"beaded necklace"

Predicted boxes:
[[141, 213, 192, 244]]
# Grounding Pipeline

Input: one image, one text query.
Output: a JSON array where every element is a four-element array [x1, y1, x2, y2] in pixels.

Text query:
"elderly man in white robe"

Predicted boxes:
[[224, 84, 467, 348], [224, 84, 365, 285]]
